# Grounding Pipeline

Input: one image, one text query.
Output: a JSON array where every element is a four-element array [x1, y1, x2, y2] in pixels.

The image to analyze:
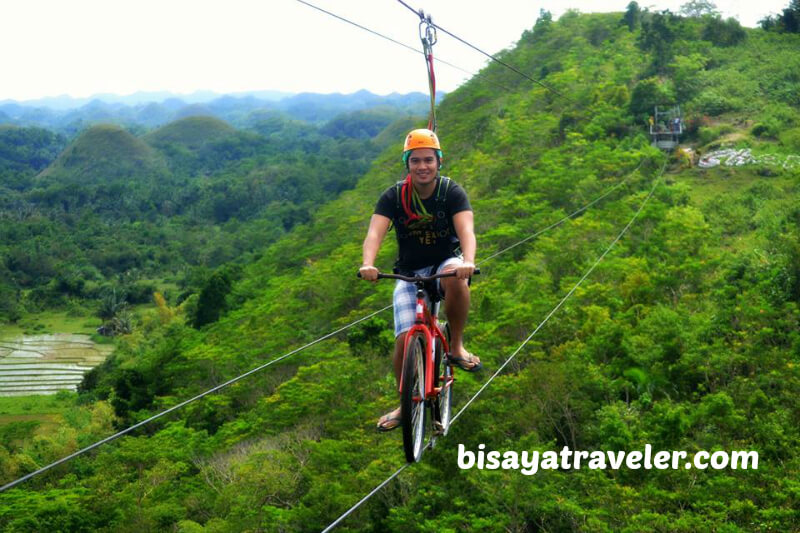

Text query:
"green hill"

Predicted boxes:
[[143, 115, 236, 149], [143, 116, 243, 175], [1, 8, 799, 533], [0, 111, 396, 321], [37, 124, 166, 183]]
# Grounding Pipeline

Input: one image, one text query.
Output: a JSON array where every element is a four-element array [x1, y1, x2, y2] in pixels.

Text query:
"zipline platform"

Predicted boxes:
[[650, 105, 682, 151]]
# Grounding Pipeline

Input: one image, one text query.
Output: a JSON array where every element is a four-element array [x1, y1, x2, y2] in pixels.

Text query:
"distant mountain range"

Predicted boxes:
[[0, 90, 440, 134], [0, 90, 293, 110]]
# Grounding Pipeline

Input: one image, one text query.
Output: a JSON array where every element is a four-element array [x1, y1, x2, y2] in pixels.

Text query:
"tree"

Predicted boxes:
[[761, 0, 800, 32], [759, 14, 779, 30], [679, 0, 719, 18], [671, 53, 709, 101], [0, 284, 21, 323], [702, 16, 747, 46], [97, 288, 128, 327], [782, 0, 800, 32], [638, 10, 681, 73], [622, 1, 641, 31], [192, 269, 233, 328], [629, 77, 676, 119], [535, 8, 553, 32], [111, 369, 154, 420]]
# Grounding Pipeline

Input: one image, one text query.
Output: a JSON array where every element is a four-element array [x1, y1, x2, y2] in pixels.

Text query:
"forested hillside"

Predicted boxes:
[[0, 109, 416, 329], [1, 6, 799, 532]]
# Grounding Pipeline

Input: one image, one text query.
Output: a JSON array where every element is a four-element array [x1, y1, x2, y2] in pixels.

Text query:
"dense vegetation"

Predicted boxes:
[[1, 4, 799, 532], [0, 108, 417, 327]]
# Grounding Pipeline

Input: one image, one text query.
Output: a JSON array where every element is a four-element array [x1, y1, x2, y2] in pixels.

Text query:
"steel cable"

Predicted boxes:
[[477, 159, 645, 266], [396, 0, 574, 103], [320, 162, 666, 531], [0, 0, 652, 492], [0, 304, 391, 493], [0, 159, 645, 492], [295, 0, 489, 83]]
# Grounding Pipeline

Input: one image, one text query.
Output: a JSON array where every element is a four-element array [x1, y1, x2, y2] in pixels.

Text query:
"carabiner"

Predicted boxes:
[[418, 12, 437, 48]]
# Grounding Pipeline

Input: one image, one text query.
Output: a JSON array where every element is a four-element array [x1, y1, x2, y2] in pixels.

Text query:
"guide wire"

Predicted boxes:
[[477, 159, 645, 267], [0, 159, 646, 492], [0, 304, 392, 494], [396, 0, 574, 103], [295, 0, 481, 84], [452, 161, 665, 425], [320, 161, 666, 532], [1, 0, 659, 497], [320, 462, 412, 533]]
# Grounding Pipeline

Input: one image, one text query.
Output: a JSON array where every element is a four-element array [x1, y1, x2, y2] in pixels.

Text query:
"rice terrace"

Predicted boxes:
[[0, 334, 113, 396]]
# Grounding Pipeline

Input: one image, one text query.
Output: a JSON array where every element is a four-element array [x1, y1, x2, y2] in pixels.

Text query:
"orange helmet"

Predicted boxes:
[[403, 128, 443, 166]]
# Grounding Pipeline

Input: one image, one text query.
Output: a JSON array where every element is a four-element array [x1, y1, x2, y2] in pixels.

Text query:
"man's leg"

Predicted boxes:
[[377, 333, 405, 430], [440, 271, 480, 368], [378, 278, 415, 430], [393, 332, 405, 386]]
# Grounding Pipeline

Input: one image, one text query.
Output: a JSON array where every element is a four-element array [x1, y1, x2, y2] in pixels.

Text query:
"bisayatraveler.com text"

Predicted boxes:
[[457, 444, 759, 475]]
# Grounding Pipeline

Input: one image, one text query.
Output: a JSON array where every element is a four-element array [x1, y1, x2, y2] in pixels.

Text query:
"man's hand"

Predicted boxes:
[[359, 265, 379, 282], [454, 261, 475, 280]]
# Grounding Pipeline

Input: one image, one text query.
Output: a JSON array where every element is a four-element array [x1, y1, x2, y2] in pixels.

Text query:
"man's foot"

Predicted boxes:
[[448, 351, 483, 372], [377, 407, 402, 432]]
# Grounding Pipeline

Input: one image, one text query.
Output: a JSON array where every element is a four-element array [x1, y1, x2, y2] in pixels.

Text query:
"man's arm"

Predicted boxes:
[[452, 210, 476, 280], [360, 214, 391, 281]]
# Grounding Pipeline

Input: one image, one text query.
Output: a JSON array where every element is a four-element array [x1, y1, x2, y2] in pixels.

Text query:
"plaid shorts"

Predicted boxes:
[[393, 257, 463, 337]]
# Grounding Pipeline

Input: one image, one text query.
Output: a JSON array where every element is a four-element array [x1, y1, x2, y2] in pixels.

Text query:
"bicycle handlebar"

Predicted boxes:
[[357, 268, 480, 282]]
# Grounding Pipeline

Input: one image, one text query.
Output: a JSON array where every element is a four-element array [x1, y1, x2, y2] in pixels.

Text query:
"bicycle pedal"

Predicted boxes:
[[432, 421, 445, 436]]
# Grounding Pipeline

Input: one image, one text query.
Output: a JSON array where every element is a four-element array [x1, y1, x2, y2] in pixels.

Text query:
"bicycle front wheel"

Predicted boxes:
[[401, 332, 426, 463]]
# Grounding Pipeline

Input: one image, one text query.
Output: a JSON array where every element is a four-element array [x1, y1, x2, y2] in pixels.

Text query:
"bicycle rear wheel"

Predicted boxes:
[[433, 322, 453, 436], [401, 332, 426, 463]]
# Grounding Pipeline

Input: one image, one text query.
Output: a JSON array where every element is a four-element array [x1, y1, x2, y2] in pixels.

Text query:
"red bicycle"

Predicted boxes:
[[361, 268, 479, 462]]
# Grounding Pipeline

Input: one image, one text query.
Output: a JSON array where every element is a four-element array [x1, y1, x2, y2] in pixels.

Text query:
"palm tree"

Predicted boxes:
[[98, 288, 131, 335]]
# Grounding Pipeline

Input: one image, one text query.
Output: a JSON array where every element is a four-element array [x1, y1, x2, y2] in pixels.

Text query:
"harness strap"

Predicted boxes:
[[436, 175, 451, 201], [418, 12, 438, 132], [395, 176, 450, 212]]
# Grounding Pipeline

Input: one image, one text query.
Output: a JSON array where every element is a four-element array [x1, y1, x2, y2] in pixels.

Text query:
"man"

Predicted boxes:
[[359, 128, 482, 432]]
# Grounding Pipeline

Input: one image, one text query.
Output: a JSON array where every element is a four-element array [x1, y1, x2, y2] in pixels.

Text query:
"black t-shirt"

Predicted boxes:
[[375, 176, 472, 270]]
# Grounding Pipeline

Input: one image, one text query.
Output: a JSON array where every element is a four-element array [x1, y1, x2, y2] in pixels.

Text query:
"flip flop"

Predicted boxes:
[[376, 411, 402, 432], [448, 352, 483, 372]]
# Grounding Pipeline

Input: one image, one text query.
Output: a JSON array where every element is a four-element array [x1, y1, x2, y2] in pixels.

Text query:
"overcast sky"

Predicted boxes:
[[1, 0, 790, 101]]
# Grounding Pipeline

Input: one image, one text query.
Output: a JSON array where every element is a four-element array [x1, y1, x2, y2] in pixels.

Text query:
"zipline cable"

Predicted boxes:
[[0, 304, 391, 494], [451, 162, 666, 425], [321, 161, 666, 532], [320, 463, 412, 533], [0, 159, 645, 493], [294, 0, 514, 93], [295, 0, 466, 80], [3, 0, 654, 497], [396, 0, 575, 103], [477, 159, 645, 266], [0, 157, 645, 493]]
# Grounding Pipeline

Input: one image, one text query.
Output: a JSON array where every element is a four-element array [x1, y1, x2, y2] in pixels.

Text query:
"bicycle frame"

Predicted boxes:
[[357, 267, 479, 405], [399, 285, 451, 400], [358, 267, 478, 460]]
